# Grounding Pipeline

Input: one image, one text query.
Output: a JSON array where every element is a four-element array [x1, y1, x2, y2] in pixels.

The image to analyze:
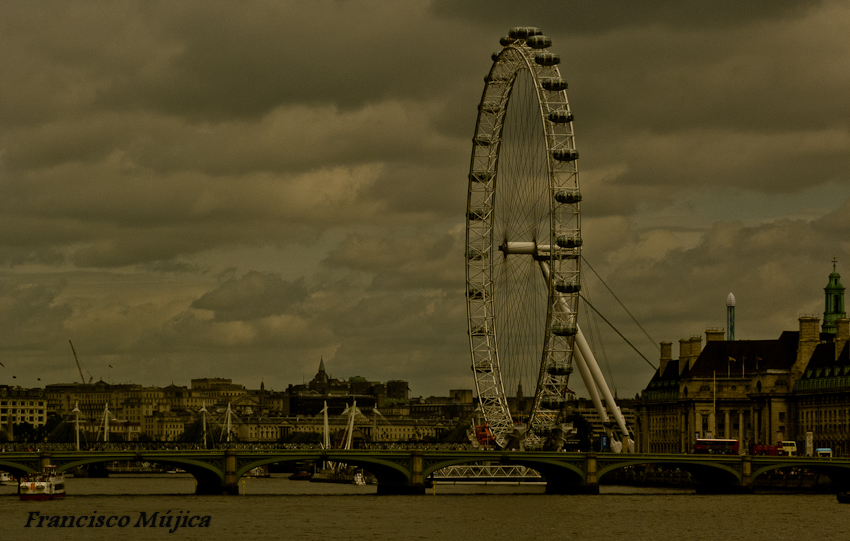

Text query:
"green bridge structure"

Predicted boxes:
[[3, 449, 850, 495]]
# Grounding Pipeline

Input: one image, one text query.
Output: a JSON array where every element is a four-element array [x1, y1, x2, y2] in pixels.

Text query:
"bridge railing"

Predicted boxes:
[[0, 442, 481, 453]]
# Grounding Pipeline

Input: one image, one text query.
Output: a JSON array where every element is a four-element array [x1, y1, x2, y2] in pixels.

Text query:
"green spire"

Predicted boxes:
[[823, 257, 846, 334]]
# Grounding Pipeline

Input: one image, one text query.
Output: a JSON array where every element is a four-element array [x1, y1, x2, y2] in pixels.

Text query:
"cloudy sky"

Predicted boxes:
[[1, 0, 848, 400]]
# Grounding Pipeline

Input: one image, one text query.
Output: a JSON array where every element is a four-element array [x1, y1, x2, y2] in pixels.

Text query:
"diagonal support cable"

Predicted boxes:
[[581, 256, 661, 352], [579, 294, 658, 371]]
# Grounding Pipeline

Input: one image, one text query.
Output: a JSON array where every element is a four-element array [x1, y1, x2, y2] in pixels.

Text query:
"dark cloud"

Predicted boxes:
[[192, 271, 308, 321], [430, 0, 826, 34], [0, 0, 848, 400]]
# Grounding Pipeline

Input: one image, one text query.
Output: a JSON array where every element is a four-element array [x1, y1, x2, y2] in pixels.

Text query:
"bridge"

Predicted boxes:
[[4, 448, 850, 495]]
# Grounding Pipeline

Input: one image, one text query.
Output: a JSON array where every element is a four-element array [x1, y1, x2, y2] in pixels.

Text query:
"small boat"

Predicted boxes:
[[0, 471, 13, 485], [246, 466, 270, 478], [310, 468, 370, 485], [288, 470, 312, 480], [19, 466, 65, 501]]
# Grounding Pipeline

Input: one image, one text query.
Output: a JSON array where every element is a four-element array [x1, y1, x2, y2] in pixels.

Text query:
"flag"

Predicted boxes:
[[109, 364, 113, 368], [0, 360, 4, 367]]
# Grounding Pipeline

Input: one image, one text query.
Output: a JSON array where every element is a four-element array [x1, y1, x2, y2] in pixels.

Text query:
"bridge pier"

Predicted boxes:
[[542, 452, 599, 494], [40, 451, 51, 470], [741, 455, 753, 492], [194, 449, 240, 494], [692, 455, 754, 494], [222, 449, 239, 495], [376, 450, 427, 495]]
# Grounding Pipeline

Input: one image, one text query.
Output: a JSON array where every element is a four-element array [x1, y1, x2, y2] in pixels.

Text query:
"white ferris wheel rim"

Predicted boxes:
[[465, 27, 582, 449]]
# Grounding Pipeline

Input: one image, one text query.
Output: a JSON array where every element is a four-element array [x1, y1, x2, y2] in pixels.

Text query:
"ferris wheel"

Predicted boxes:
[[465, 27, 631, 451]]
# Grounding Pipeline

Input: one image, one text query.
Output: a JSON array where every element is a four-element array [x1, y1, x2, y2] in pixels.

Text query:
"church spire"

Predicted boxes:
[[823, 257, 846, 334]]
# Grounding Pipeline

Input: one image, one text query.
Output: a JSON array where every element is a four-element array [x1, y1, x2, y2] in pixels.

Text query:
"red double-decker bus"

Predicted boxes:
[[694, 438, 739, 455]]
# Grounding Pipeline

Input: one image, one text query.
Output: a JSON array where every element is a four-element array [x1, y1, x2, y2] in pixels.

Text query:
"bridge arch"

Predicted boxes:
[[597, 458, 741, 485], [751, 461, 850, 489], [0, 459, 36, 478]]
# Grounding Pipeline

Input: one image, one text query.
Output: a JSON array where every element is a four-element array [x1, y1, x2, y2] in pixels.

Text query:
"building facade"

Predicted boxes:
[[637, 266, 850, 456]]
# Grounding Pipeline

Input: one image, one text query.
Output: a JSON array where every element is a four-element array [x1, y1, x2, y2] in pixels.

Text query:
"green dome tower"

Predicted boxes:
[[823, 257, 846, 334]]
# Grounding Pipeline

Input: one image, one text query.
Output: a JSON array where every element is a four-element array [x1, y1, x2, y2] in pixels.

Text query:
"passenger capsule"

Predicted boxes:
[[468, 288, 485, 300], [526, 35, 553, 49], [467, 208, 486, 221], [467, 248, 487, 260], [554, 279, 581, 294], [484, 72, 509, 84], [552, 322, 578, 336], [556, 235, 583, 248], [548, 110, 574, 123], [553, 149, 579, 162], [491, 52, 501, 62], [478, 102, 501, 114], [539, 399, 563, 410], [508, 26, 542, 39], [470, 325, 488, 336], [474, 135, 494, 146], [535, 53, 560, 66], [541, 78, 568, 91], [499, 36, 514, 47], [555, 189, 582, 204], [547, 364, 573, 376], [468, 171, 493, 183]]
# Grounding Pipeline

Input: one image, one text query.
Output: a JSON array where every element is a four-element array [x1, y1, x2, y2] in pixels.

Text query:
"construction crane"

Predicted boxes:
[[69, 340, 93, 384]]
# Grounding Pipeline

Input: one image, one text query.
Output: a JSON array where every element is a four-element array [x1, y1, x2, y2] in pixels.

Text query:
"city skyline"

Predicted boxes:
[[1, 1, 849, 399]]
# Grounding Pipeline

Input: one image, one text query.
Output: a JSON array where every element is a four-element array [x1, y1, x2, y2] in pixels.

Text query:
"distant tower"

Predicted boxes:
[[726, 292, 736, 341], [823, 257, 846, 334]]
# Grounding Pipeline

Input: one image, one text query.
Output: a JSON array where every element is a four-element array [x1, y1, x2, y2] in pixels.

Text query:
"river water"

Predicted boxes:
[[1, 475, 847, 540]]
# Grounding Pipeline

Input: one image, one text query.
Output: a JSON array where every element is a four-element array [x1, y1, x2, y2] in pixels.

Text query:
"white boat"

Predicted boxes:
[[246, 466, 270, 478], [0, 471, 13, 485], [19, 465, 65, 501]]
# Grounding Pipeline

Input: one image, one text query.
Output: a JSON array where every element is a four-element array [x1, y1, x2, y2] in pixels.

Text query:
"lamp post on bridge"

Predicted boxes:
[[72, 401, 81, 451]]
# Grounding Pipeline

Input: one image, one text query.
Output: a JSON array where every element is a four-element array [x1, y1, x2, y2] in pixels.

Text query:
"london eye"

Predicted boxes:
[[465, 27, 631, 451]]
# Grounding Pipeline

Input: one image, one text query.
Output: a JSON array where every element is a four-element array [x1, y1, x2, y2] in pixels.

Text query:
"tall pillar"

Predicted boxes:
[[724, 410, 731, 439], [688, 407, 696, 452], [750, 406, 757, 444], [738, 411, 745, 450]]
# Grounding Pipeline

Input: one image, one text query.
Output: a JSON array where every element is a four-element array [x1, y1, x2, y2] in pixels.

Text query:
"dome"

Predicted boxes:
[[726, 292, 736, 307]]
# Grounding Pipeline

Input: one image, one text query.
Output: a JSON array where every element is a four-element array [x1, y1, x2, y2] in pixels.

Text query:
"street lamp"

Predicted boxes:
[[71, 401, 82, 451]]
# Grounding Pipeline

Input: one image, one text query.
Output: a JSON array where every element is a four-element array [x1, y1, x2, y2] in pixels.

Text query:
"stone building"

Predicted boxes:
[[0, 386, 48, 435], [637, 264, 850, 455]]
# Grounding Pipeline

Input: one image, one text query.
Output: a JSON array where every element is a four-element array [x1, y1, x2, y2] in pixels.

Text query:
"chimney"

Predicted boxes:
[[836, 318, 850, 360], [792, 316, 821, 380], [659, 341, 672, 375], [679, 339, 690, 375], [689, 336, 703, 370], [799, 316, 820, 342], [706, 328, 725, 342]]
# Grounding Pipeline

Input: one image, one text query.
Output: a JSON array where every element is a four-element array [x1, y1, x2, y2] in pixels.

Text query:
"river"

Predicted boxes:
[[0, 474, 846, 540]]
